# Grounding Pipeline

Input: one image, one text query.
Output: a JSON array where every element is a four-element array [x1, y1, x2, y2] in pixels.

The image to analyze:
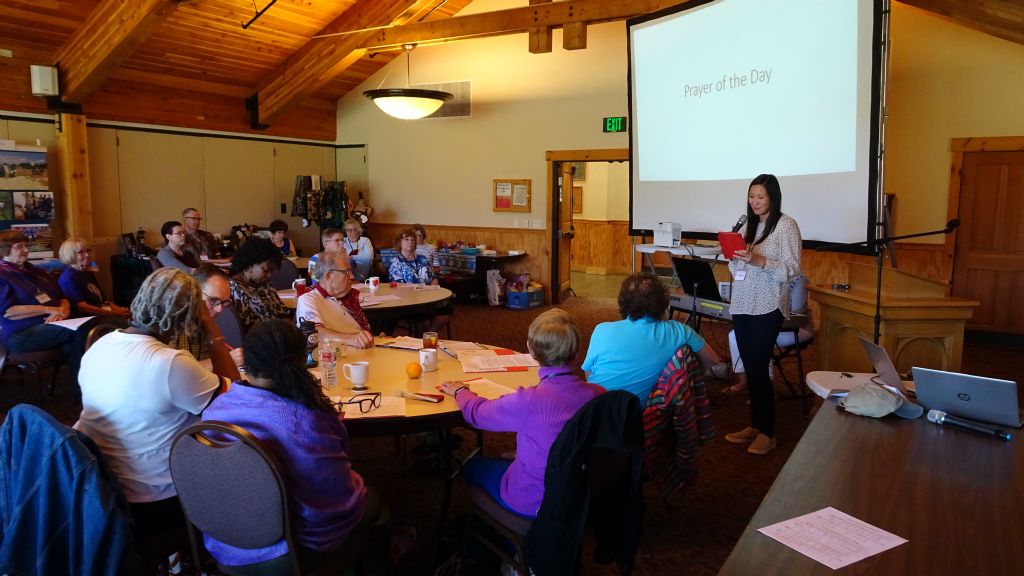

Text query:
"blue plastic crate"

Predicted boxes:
[[507, 290, 543, 310]]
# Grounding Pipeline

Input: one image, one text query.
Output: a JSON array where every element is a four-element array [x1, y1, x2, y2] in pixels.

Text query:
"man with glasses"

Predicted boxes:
[[307, 227, 343, 285], [181, 208, 227, 263], [182, 265, 244, 367], [295, 250, 373, 349]]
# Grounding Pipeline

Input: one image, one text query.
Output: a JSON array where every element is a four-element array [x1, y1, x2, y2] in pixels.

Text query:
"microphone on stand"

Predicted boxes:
[[731, 215, 748, 233], [926, 409, 1011, 441]]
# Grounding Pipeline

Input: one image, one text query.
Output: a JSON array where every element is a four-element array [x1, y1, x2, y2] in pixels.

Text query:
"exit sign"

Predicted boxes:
[[603, 116, 628, 133]]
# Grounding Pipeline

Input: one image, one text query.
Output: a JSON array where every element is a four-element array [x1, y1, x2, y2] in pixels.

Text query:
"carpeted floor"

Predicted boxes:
[[0, 294, 1017, 575]]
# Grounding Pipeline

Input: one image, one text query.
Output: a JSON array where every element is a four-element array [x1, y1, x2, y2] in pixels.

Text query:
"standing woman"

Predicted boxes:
[[724, 174, 802, 455]]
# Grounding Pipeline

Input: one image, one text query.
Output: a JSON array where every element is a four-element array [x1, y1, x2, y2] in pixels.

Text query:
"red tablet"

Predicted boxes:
[[717, 231, 746, 259]]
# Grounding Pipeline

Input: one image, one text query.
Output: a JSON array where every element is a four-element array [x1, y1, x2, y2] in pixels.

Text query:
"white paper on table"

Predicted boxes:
[[440, 340, 487, 351], [458, 350, 538, 373], [331, 394, 406, 419], [49, 316, 95, 331], [462, 377, 517, 400], [757, 507, 908, 570], [361, 294, 401, 304], [375, 336, 423, 350], [277, 291, 296, 301]]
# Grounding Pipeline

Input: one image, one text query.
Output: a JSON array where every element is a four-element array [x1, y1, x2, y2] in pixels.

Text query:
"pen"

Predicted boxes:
[[439, 346, 457, 358]]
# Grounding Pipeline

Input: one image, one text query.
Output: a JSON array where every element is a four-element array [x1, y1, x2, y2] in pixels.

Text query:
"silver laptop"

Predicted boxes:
[[912, 367, 1022, 428], [858, 336, 911, 396]]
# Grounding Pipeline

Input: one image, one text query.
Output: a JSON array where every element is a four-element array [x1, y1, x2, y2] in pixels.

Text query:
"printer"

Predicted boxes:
[[654, 222, 681, 247]]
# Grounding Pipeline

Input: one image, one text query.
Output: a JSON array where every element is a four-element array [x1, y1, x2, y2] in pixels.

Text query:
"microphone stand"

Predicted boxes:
[[815, 219, 959, 344]]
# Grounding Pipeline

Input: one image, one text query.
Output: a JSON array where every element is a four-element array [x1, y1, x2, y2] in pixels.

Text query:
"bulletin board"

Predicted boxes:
[[493, 179, 531, 212], [0, 145, 54, 257]]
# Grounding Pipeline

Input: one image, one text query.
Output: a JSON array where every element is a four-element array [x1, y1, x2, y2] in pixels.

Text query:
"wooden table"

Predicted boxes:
[[718, 400, 1024, 575]]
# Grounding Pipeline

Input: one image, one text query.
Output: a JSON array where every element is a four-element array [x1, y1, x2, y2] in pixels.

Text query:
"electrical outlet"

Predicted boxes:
[[0, 49, 13, 58], [532, 219, 542, 229]]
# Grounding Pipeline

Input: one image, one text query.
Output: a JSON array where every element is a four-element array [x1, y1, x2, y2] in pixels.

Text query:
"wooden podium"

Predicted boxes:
[[808, 262, 979, 373]]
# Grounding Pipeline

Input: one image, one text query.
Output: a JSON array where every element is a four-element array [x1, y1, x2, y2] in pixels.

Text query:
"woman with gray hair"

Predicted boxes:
[[438, 309, 604, 518], [74, 268, 239, 565], [57, 236, 130, 318], [0, 230, 81, 383]]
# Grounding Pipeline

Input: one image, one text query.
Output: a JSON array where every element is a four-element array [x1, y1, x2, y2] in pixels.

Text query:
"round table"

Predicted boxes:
[[277, 284, 453, 313], [312, 342, 535, 434]]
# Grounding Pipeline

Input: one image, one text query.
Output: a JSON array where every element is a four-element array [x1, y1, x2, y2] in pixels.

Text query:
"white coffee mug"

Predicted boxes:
[[419, 348, 438, 373], [365, 276, 380, 290], [343, 361, 370, 390]]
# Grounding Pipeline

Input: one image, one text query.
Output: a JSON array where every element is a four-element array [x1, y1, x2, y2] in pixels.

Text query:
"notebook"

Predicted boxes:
[[858, 336, 911, 397], [911, 367, 1022, 428]]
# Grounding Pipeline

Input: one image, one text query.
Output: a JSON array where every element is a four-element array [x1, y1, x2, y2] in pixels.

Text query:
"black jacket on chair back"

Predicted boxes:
[[524, 390, 644, 576]]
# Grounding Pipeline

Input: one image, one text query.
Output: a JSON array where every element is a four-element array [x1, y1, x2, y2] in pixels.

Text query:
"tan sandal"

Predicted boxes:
[[722, 383, 748, 395]]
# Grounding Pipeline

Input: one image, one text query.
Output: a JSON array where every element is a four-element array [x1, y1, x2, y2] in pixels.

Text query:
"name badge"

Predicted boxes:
[[35, 292, 52, 304], [733, 270, 747, 282]]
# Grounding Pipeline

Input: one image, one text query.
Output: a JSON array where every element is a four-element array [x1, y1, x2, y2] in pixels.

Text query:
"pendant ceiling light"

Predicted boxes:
[[364, 44, 453, 120]]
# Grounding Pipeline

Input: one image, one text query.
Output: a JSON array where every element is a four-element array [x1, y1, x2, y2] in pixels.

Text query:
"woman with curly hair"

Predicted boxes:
[[202, 319, 381, 572], [582, 272, 727, 400], [228, 236, 288, 333], [74, 268, 238, 561]]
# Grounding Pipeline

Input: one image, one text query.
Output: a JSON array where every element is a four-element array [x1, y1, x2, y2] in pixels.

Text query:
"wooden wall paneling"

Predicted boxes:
[[203, 138, 275, 239], [571, 219, 631, 274], [87, 127, 124, 301], [372, 223, 549, 296], [273, 143, 337, 258], [81, 80, 337, 142], [116, 130, 205, 248]]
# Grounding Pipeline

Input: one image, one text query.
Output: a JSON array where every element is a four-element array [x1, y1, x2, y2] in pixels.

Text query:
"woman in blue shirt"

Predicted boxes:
[[582, 273, 727, 400], [57, 237, 130, 318], [387, 229, 435, 285], [386, 229, 451, 333]]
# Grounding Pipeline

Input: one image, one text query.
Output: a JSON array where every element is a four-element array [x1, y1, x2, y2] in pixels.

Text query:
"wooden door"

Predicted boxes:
[[555, 161, 575, 302], [952, 150, 1024, 333]]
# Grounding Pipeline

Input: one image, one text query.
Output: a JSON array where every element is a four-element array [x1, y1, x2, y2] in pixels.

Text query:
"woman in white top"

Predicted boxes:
[[74, 268, 239, 565], [341, 218, 373, 281], [723, 174, 802, 455]]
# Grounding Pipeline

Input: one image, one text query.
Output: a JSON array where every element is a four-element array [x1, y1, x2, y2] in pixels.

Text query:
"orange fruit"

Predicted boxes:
[[406, 362, 423, 379]]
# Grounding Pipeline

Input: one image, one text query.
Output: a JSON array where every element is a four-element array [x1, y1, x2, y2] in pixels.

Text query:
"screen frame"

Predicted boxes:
[[625, 0, 886, 254]]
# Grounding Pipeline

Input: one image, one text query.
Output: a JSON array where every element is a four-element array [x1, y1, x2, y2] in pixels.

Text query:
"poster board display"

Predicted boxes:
[[0, 147, 53, 257]]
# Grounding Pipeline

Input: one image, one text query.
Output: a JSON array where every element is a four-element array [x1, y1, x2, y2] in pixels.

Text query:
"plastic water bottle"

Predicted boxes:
[[320, 339, 338, 390]]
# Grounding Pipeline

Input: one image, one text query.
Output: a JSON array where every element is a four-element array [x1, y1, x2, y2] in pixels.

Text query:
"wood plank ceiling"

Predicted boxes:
[[0, 0, 1021, 142]]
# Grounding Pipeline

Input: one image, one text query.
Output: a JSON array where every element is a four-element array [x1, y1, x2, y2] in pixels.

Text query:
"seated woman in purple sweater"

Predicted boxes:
[[202, 319, 381, 572], [438, 309, 604, 518]]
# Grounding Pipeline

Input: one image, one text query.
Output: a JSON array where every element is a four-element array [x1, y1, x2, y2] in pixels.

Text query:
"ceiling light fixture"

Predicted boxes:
[[364, 44, 452, 120]]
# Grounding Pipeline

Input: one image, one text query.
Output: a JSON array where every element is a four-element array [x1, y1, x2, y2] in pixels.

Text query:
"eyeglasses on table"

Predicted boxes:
[[337, 392, 382, 414]]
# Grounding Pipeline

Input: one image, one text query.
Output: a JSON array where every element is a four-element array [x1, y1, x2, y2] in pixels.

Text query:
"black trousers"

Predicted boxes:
[[733, 309, 784, 437]]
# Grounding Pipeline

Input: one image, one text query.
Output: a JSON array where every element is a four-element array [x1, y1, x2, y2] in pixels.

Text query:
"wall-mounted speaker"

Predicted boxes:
[[29, 65, 59, 97]]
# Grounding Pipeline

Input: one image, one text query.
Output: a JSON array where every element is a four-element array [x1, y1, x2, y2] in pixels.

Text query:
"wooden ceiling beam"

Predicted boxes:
[[900, 0, 1024, 46], [359, 0, 691, 50], [253, 0, 441, 127], [53, 0, 190, 103]]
